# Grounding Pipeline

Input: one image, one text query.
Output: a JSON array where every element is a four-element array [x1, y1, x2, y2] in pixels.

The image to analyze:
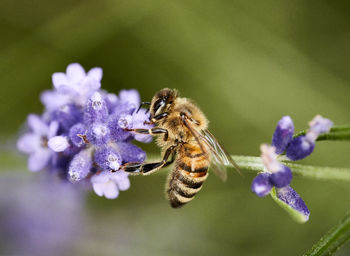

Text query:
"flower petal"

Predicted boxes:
[[28, 149, 51, 172], [251, 173, 273, 197], [272, 116, 294, 154], [48, 136, 70, 152], [66, 63, 86, 83], [17, 133, 41, 154], [119, 89, 140, 109], [91, 170, 110, 184], [83, 92, 108, 125], [115, 175, 130, 191], [269, 165, 292, 188], [48, 121, 59, 138], [131, 109, 152, 143], [271, 186, 310, 223], [87, 67, 103, 82], [117, 142, 146, 163], [103, 181, 120, 199], [40, 90, 71, 111], [68, 149, 92, 182], [27, 114, 48, 135], [69, 123, 87, 147], [86, 123, 110, 146], [94, 146, 121, 171], [286, 136, 315, 161], [308, 115, 333, 135], [92, 182, 105, 197], [52, 72, 69, 91]]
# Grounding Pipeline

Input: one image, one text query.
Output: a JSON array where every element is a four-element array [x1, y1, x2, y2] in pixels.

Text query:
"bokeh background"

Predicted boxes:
[[1, 0, 350, 255]]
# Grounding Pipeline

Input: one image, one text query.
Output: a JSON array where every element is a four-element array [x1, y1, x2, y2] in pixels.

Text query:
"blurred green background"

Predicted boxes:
[[1, 0, 350, 255]]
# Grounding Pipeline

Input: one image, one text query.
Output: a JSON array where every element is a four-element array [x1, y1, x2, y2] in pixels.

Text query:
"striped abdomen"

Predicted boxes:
[[166, 143, 210, 208]]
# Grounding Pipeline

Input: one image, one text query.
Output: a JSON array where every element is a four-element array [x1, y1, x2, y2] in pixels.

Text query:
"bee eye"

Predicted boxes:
[[153, 99, 165, 114]]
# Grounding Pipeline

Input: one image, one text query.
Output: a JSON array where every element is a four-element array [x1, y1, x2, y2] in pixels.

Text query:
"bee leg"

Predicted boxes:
[[120, 145, 177, 174], [151, 112, 169, 122], [136, 102, 151, 113], [125, 128, 169, 141], [163, 151, 176, 167]]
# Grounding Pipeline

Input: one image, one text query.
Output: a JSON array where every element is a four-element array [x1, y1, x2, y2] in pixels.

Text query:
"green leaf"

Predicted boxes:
[[270, 187, 309, 224], [303, 211, 350, 256]]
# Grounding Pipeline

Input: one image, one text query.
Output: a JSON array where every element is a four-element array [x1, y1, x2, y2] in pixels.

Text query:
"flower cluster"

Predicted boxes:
[[17, 63, 151, 199], [251, 115, 333, 222]]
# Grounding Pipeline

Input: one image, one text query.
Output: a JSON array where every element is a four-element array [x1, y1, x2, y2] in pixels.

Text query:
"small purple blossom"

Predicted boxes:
[[272, 115, 333, 160], [251, 144, 293, 196], [68, 149, 93, 182], [91, 170, 130, 199], [276, 186, 310, 222], [251, 172, 272, 197], [17, 115, 58, 172], [272, 116, 294, 154], [94, 146, 122, 171], [17, 63, 152, 199], [251, 115, 332, 221]]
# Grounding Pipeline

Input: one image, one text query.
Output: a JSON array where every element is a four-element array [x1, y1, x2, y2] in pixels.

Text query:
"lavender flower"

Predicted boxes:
[[272, 115, 333, 161], [17, 63, 152, 199], [17, 115, 58, 172], [252, 144, 310, 222], [251, 115, 333, 222], [91, 170, 130, 199], [251, 144, 292, 197]]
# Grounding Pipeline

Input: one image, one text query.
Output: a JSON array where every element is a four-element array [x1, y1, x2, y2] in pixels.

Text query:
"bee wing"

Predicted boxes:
[[181, 116, 240, 182], [201, 129, 242, 181]]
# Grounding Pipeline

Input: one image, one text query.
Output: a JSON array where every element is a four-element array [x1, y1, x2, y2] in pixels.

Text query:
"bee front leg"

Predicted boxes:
[[119, 145, 177, 175], [125, 128, 169, 141], [136, 101, 151, 113]]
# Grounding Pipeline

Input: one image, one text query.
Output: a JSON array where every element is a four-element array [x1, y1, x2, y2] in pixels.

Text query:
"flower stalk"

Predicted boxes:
[[231, 155, 350, 182], [294, 125, 350, 141]]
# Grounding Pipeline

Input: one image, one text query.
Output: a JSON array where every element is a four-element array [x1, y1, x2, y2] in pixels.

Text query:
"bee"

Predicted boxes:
[[121, 88, 240, 208]]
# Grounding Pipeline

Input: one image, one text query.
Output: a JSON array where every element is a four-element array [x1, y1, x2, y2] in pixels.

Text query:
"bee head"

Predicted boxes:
[[150, 88, 177, 117]]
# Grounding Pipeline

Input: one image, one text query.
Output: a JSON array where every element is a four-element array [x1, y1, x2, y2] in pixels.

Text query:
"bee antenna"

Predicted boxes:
[[137, 102, 151, 113]]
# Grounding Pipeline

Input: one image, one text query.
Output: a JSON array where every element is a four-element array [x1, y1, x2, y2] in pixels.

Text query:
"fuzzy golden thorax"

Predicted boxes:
[[150, 89, 208, 151]]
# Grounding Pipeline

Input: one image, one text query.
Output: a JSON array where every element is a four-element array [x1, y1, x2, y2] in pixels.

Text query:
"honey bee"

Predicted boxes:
[[121, 88, 240, 208]]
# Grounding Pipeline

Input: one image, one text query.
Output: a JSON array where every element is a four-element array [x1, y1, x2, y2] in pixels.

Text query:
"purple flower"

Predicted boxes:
[[276, 186, 310, 222], [272, 116, 294, 154], [251, 172, 272, 197], [68, 149, 93, 182], [17, 115, 58, 172], [18, 63, 151, 200], [91, 170, 130, 199], [52, 63, 102, 102], [251, 144, 293, 196], [41, 63, 102, 111], [251, 115, 332, 222], [94, 146, 122, 171], [272, 115, 333, 160], [252, 144, 309, 221]]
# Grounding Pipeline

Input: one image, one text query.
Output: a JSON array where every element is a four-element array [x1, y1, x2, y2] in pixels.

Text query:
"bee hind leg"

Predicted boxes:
[[119, 144, 177, 175]]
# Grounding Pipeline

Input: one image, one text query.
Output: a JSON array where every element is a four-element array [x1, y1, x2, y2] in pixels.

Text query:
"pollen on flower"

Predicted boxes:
[[17, 63, 152, 199]]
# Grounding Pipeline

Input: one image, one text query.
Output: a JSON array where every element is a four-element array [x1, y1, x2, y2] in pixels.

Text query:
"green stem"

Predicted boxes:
[[294, 125, 350, 141], [303, 211, 350, 256], [231, 155, 350, 182]]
